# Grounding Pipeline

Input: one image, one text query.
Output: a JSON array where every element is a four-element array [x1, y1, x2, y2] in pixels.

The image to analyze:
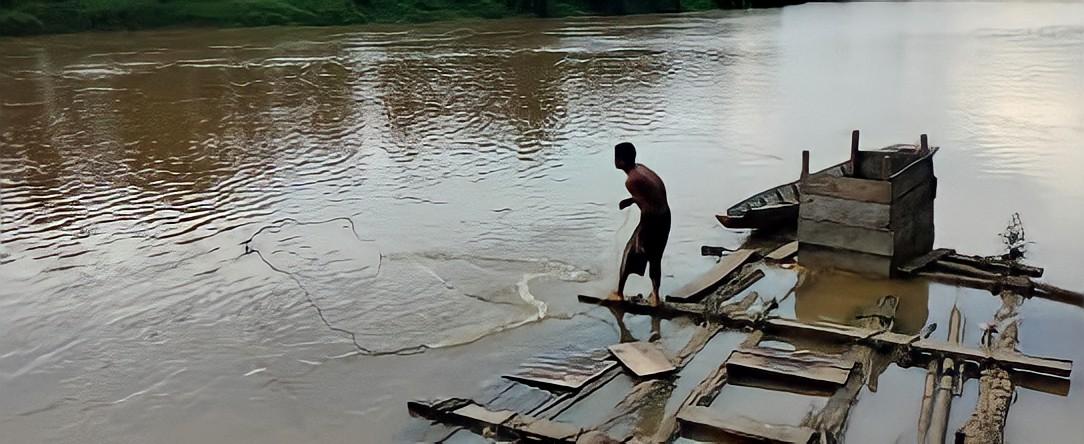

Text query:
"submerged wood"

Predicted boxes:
[[802, 295, 897, 443], [504, 348, 618, 390], [927, 305, 963, 444], [678, 407, 817, 443], [407, 399, 592, 442], [608, 342, 675, 377], [668, 249, 758, 302], [726, 347, 856, 387], [956, 292, 1024, 444], [653, 331, 765, 443], [595, 379, 675, 441]]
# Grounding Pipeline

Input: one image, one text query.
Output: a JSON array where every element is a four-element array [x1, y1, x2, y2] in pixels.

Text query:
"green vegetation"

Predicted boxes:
[[0, 0, 788, 36]]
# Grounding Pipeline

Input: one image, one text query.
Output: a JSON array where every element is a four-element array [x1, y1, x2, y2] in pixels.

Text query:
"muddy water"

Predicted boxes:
[[1, 2, 1083, 443]]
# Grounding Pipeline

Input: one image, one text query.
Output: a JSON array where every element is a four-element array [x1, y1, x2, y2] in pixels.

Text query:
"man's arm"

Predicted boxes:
[[619, 197, 636, 209]]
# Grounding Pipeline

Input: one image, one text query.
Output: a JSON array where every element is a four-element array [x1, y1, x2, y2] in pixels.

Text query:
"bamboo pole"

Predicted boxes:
[[926, 305, 963, 443]]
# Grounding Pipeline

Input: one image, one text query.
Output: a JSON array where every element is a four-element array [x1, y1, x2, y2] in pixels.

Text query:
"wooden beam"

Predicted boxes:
[[898, 248, 955, 274], [677, 406, 817, 443], [668, 249, 758, 302], [956, 292, 1024, 444]]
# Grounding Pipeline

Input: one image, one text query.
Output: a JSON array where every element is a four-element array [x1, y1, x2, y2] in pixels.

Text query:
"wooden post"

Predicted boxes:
[[880, 155, 891, 180], [801, 150, 810, 180], [849, 130, 860, 176], [927, 305, 963, 444], [956, 292, 1023, 444], [920, 134, 929, 154]]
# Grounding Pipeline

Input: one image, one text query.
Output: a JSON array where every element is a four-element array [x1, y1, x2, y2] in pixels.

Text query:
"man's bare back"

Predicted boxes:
[[613, 143, 670, 306]]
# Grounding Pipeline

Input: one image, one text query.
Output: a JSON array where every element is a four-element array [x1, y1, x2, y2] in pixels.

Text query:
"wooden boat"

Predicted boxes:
[[716, 161, 848, 230]]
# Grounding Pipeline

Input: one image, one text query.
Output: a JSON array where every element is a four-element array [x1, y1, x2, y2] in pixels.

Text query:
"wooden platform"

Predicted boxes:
[[608, 342, 675, 377]]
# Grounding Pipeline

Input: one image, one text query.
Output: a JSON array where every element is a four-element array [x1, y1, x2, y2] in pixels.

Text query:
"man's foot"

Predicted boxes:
[[647, 293, 662, 307], [605, 291, 625, 302]]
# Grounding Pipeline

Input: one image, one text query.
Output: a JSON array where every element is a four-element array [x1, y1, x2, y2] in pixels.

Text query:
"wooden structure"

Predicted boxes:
[[799, 131, 937, 277]]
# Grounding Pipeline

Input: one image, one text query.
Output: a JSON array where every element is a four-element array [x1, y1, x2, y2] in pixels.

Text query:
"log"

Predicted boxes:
[[956, 292, 1024, 444], [943, 253, 1043, 278], [926, 306, 963, 443]]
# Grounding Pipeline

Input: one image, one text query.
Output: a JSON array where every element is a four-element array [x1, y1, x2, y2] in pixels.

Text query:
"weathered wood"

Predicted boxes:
[[408, 399, 590, 442], [802, 295, 897, 442], [917, 272, 1034, 296], [888, 148, 938, 200], [849, 130, 860, 175], [705, 268, 766, 305], [763, 318, 1072, 378], [609, 342, 676, 377], [577, 294, 706, 319], [668, 249, 758, 302], [800, 193, 891, 229], [798, 219, 894, 256], [595, 379, 675, 441], [945, 253, 1043, 278], [936, 260, 1002, 280], [766, 241, 799, 261], [504, 348, 618, 390], [726, 348, 856, 386], [677, 407, 817, 443], [802, 175, 892, 204], [898, 248, 955, 274], [956, 292, 1024, 444], [927, 306, 963, 444], [799, 243, 893, 277], [917, 361, 939, 444]]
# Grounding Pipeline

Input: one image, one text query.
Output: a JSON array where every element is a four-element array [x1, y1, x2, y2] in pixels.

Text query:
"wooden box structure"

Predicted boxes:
[[798, 132, 938, 277]]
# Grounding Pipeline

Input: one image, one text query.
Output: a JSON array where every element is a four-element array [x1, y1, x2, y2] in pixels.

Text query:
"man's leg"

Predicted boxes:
[[648, 255, 662, 306], [612, 236, 635, 300]]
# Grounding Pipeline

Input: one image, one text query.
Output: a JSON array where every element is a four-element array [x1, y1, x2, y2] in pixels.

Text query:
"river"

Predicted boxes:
[[1, 2, 1082, 442]]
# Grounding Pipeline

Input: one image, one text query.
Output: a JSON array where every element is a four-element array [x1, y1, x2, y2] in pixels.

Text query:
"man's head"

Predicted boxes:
[[615, 142, 636, 171]]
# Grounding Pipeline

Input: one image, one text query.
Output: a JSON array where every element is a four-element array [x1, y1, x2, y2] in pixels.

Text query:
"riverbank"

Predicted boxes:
[[0, 0, 798, 36]]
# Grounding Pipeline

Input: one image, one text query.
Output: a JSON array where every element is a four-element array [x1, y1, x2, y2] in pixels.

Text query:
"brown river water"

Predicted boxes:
[[1, 2, 1082, 443]]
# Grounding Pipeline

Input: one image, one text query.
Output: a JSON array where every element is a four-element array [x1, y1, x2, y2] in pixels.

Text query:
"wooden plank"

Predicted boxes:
[[944, 253, 1044, 278], [898, 248, 955, 274], [409, 399, 588, 442], [798, 219, 894, 256], [725, 348, 855, 386], [766, 241, 799, 261], [504, 348, 618, 390], [799, 193, 890, 229], [677, 407, 817, 443], [889, 148, 938, 199], [453, 404, 516, 425], [608, 342, 676, 377], [763, 318, 1072, 378], [798, 243, 893, 277], [802, 175, 891, 204], [668, 249, 757, 302]]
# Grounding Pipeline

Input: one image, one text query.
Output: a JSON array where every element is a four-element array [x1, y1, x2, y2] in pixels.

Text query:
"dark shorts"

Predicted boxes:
[[622, 210, 671, 276]]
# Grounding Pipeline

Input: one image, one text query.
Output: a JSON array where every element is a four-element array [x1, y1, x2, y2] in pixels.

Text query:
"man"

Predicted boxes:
[[611, 142, 670, 306]]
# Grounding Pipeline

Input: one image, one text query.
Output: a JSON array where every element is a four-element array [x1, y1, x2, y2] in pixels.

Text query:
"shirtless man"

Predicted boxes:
[[612, 142, 670, 306]]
